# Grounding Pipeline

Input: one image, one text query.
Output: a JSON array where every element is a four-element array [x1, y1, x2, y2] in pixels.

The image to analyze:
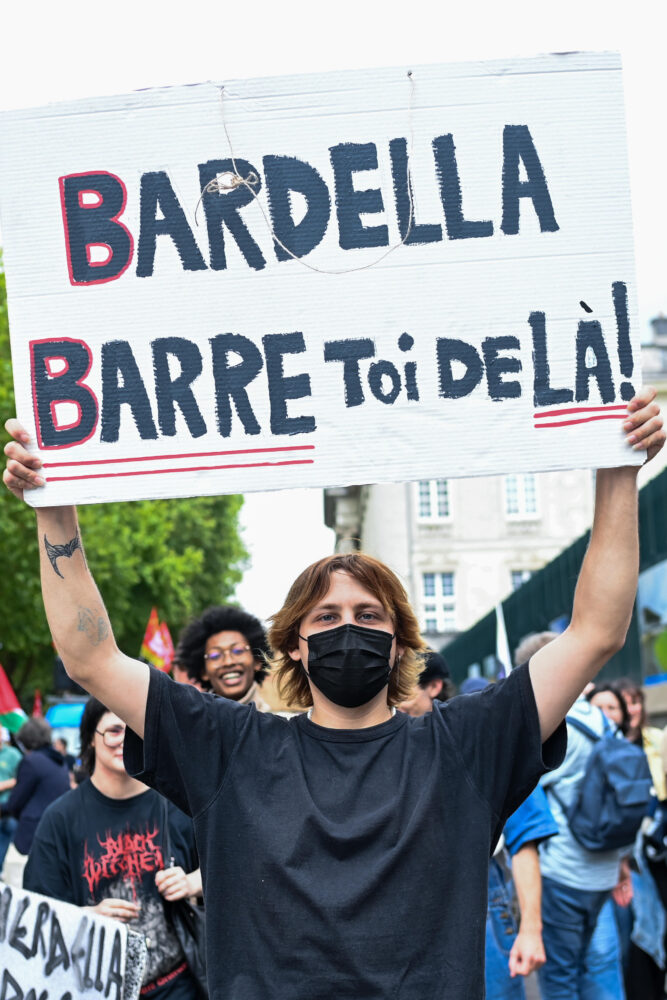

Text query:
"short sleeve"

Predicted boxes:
[[503, 784, 559, 856], [23, 804, 74, 901], [123, 667, 250, 817], [167, 801, 199, 873], [440, 664, 566, 847]]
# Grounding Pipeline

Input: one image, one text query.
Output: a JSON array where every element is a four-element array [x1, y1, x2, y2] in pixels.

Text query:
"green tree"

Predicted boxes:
[[0, 263, 247, 704]]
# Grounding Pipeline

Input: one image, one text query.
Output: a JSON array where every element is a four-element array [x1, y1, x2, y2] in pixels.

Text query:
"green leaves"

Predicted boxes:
[[0, 264, 247, 702]]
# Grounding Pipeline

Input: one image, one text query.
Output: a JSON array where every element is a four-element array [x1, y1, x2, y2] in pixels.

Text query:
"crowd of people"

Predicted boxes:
[[2, 609, 667, 998], [0, 388, 665, 998]]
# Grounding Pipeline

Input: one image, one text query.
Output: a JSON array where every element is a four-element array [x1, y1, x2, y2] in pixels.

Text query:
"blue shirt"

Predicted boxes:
[[504, 784, 558, 856]]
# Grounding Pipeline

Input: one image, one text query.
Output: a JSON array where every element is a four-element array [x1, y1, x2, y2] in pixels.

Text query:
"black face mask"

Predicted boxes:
[[300, 623, 395, 709]]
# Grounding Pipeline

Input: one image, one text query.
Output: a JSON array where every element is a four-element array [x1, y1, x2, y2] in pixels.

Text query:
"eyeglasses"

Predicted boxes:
[[95, 724, 126, 747], [204, 644, 251, 664]]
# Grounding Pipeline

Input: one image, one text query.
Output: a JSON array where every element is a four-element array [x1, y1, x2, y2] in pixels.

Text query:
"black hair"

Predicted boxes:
[[17, 717, 52, 751], [418, 650, 454, 702], [612, 676, 647, 731], [79, 697, 110, 776], [177, 605, 270, 687], [586, 682, 631, 736]]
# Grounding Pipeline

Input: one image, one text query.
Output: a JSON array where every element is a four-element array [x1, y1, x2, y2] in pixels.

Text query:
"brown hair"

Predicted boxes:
[[267, 552, 427, 708], [613, 677, 647, 730], [17, 717, 52, 751]]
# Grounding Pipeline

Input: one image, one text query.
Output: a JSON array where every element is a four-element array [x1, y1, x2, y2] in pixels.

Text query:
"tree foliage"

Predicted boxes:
[[0, 263, 247, 703]]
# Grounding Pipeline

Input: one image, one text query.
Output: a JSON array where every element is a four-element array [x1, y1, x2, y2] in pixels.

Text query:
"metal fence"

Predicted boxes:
[[442, 468, 667, 685]]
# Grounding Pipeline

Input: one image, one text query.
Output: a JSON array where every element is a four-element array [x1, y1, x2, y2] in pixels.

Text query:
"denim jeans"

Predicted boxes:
[[539, 876, 622, 1000], [485, 858, 526, 1000], [0, 815, 17, 868], [582, 897, 626, 1000]]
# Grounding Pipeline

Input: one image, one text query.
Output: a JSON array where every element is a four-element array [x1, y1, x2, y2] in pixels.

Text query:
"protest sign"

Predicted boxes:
[[0, 52, 642, 506], [0, 881, 147, 999]]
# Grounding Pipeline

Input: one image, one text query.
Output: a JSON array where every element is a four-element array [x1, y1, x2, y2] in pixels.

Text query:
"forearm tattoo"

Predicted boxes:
[[77, 607, 109, 646], [44, 532, 81, 579]]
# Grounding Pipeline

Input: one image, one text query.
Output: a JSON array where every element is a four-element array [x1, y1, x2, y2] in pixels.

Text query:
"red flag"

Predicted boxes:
[[158, 622, 175, 670], [32, 688, 43, 717], [140, 608, 172, 672]]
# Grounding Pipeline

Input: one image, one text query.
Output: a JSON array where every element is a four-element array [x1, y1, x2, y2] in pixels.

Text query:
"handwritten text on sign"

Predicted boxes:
[[0, 53, 641, 505], [0, 882, 144, 999]]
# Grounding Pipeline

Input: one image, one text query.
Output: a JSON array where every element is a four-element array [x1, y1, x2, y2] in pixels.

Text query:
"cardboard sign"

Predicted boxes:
[[0, 881, 147, 999], [0, 52, 642, 506]]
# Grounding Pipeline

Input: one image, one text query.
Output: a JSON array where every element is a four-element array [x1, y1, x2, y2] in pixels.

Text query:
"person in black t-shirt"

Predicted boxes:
[[23, 698, 201, 999], [3, 386, 665, 999]]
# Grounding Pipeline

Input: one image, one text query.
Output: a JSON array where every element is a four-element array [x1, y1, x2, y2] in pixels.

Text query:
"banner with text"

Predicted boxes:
[[0, 52, 642, 506], [0, 881, 147, 999]]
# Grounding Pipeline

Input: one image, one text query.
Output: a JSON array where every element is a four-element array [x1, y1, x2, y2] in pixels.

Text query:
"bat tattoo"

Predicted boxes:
[[44, 533, 81, 578]]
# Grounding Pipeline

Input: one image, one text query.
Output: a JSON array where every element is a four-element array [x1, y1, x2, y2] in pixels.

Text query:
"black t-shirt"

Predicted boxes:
[[23, 779, 199, 998], [125, 663, 566, 1000]]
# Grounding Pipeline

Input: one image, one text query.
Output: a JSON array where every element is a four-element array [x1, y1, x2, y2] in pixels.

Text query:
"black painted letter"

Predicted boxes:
[[137, 172, 207, 277], [210, 333, 263, 436], [324, 338, 376, 407], [263, 156, 331, 262], [60, 172, 133, 285], [501, 125, 558, 235], [30, 339, 98, 448], [263, 332, 315, 435], [152, 338, 207, 438], [437, 339, 484, 398], [101, 341, 158, 443]]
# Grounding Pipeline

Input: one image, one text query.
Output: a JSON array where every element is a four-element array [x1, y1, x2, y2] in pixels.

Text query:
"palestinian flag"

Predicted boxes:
[[140, 608, 173, 672], [0, 662, 28, 733]]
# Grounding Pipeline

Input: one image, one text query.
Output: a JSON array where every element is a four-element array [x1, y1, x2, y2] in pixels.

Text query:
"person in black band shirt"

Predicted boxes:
[[3, 386, 664, 999], [23, 698, 201, 999]]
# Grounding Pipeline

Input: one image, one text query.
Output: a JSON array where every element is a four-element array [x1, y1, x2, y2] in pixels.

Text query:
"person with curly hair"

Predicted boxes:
[[176, 605, 271, 710]]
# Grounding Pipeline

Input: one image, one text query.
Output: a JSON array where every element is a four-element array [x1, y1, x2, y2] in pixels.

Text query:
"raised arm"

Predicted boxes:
[[529, 388, 664, 740], [3, 422, 149, 737]]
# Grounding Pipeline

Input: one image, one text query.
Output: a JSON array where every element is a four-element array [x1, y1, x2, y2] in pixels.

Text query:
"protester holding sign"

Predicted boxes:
[[23, 698, 202, 998], [2, 387, 664, 999]]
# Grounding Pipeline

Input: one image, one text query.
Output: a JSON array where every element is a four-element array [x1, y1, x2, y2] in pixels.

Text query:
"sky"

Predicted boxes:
[[0, 0, 665, 620]]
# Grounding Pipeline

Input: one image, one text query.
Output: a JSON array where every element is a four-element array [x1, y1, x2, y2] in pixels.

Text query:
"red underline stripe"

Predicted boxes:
[[42, 444, 315, 469], [46, 458, 315, 482], [533, 405, 628, 418], [535, 414, 628, 428]]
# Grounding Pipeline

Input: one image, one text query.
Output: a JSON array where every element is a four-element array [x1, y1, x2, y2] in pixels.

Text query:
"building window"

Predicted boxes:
[[416, 480, 450, 521], [511, 569, 532, 591], [422, 572, 456, 632], [504, 474, 538, 518]]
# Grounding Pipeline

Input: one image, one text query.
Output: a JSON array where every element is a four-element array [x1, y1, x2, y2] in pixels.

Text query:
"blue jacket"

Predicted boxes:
[[6, 745, 70, 854]]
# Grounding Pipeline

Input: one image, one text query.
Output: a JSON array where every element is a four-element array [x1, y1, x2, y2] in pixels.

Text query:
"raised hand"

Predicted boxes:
[[3, 419, 44, 500]]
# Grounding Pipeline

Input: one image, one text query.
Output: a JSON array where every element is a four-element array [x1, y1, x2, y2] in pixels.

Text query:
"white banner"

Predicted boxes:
[[0, 52, 641, 506], [0, 881, 146, 999]]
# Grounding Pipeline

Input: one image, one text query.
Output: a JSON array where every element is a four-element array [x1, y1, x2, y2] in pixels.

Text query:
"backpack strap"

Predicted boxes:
[[565, 714, 602, 742], [545, 714, 603, 812]]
